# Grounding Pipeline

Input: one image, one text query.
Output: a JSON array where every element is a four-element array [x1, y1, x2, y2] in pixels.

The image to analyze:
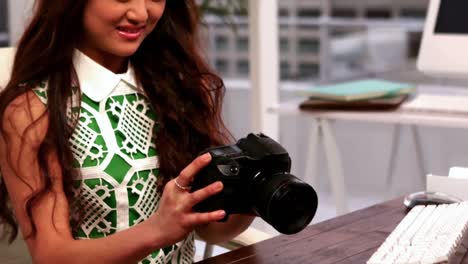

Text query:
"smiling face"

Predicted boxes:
[[80, 0, 166, 72]]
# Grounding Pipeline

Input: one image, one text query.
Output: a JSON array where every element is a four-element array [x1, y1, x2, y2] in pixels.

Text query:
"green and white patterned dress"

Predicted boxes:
[[33, 51, 195, 264]]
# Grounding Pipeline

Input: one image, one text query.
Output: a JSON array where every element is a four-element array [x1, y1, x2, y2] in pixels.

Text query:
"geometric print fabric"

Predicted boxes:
[[33, 80, 195, 263]]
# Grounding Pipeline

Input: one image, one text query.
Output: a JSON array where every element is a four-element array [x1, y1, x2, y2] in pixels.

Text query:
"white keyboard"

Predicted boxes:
[[368, 202, 468, 264], [401, 94, 468, 115]]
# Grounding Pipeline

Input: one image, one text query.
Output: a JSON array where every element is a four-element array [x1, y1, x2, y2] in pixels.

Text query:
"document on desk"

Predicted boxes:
[[299, 79, 414, 102], [427, 174, 468, 200], [448, 166, 468, 179], [401, 94, 468, 114]]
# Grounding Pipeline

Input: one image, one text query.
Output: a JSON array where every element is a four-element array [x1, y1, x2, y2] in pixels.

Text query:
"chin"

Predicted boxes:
[[112, 44, 142, 57]]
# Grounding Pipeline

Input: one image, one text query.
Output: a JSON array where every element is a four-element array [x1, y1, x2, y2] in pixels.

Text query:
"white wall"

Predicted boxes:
[[7, 0, 33, 44]]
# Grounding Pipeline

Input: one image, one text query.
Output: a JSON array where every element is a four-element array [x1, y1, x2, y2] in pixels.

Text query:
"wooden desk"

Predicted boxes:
[[196, 198, 407, 264]]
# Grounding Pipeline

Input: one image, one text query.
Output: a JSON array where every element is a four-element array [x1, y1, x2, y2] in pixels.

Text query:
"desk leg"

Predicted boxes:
[[386, 124, 402, 187], [304, 119, 321, 188], [320, 118, 349, 215], [410, 125, 426, 185], [386, 125, 426, 195]]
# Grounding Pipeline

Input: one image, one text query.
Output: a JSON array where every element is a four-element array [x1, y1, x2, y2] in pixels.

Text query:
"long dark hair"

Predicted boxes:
[[0, 0, 229, 243]]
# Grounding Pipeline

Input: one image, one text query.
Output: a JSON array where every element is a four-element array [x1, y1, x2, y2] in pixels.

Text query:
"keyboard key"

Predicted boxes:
[[368, 202, 468, 264]]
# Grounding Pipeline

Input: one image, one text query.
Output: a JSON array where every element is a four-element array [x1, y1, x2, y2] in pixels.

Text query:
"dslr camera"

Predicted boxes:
[[191, 133, 318, 234]]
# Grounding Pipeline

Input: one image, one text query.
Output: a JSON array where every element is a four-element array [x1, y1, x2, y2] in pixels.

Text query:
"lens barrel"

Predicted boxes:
[[251, 173, 318, 234]]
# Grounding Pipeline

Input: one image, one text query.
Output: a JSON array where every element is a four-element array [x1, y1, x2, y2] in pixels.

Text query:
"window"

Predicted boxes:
[[365, 9, 392, 19], [215, 24, 228, 29], [236, 37, 248, 52], [280, 38, 289, 52], [297, 9, 321, 18], [280, 62, 290, 80], [400, 8, 426, 19], [236, 60, 249, 75], [215, 35, 229, 51], [215, 59, 229, 75], [298, 63, 319, 78], [0, 0, 8, 47], [233, 8, 248, 17], [331, 8, 357, 18], [297, 25, 319, 31], [298, 39, 320, 53], [331, 29, 352, 37], [279, 8, 289, 17]]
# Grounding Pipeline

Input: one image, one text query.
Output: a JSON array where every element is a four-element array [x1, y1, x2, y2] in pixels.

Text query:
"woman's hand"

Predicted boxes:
[[149, 153, 225, 245]]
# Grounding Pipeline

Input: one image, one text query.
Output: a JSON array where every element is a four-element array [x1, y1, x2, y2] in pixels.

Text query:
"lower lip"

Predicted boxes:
[[117, 29, 143, 41]]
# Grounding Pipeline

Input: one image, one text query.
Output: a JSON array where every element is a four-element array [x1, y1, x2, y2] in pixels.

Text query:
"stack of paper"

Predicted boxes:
[[301, 79, 415, 102], [427, 167, 468, 201], [299, 79, 415, 111]]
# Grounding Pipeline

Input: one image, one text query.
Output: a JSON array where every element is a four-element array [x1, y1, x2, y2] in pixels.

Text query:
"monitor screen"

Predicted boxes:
[[435, 1, 468, 34]]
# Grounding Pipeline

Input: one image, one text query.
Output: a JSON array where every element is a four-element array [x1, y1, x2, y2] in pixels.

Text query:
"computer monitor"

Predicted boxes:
[[418, 0, 468, 78]]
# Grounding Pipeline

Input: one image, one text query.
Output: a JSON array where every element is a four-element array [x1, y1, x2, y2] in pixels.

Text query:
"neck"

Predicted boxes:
[[77, 47, 128, 74]]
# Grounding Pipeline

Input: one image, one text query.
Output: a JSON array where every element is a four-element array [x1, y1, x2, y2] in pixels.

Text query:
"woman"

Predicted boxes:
[[0, 0, 255, 263]]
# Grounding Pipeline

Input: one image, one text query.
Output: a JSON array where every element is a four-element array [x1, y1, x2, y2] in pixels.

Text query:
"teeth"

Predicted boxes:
[[118, 27, 140, 33]]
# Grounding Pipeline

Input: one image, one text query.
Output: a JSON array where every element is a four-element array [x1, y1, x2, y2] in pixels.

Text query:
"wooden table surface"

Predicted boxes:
[[196, 198, 468, 264]]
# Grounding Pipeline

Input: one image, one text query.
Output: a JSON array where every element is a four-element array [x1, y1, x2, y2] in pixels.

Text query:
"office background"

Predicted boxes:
[[199, 0, 468, 226], [3, 0, 468, 259]]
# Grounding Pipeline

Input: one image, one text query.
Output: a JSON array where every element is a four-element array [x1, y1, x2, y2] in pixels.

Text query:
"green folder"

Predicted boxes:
[[300, 79, 415, 102]]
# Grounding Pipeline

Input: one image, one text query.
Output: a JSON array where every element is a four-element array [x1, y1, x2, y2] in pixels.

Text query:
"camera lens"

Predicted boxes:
[[250, 173, 318, 234]]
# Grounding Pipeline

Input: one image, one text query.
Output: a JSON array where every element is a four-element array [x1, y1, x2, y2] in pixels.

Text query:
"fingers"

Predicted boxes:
[[188, 181, 223, 206], [177, 153, 211, 187], [185, 210, 226, 226]]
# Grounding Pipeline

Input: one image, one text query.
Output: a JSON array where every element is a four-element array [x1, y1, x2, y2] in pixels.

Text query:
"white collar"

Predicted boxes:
[[73, 50, 138, 102]]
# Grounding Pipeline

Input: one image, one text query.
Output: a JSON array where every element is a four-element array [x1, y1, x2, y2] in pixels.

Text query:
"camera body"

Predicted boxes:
[[191, 133, 318, 234]]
